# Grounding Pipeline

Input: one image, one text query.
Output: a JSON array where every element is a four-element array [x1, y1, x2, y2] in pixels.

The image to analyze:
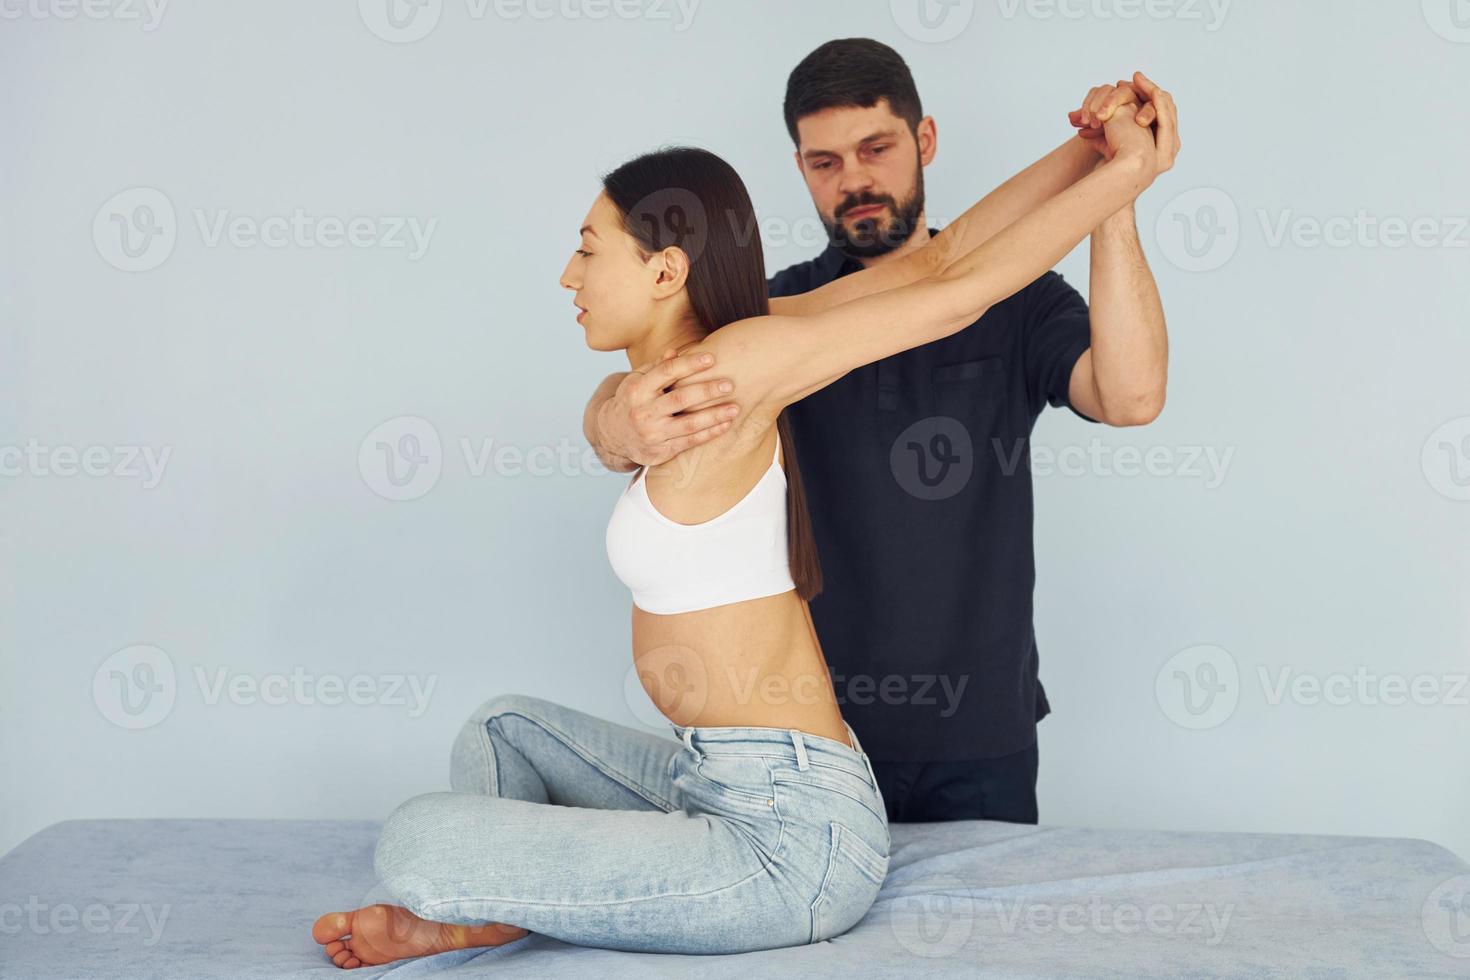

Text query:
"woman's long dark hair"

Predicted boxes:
[[602, 146, 823, 602]]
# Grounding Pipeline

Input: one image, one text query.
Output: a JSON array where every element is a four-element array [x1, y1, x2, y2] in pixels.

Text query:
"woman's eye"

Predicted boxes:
[[576, 249, 591, 257]]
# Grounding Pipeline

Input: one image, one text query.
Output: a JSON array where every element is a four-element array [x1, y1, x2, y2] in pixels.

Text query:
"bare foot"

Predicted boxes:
[[311, 904, 528, 969]]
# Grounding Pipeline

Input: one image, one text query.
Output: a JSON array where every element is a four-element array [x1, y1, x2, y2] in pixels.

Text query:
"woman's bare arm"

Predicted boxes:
[[769, 137, 1106, 319], [698, 107, 1156, 416]]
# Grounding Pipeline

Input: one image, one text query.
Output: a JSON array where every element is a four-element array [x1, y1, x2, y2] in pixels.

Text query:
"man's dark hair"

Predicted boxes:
[[782, 38, 923, 146]]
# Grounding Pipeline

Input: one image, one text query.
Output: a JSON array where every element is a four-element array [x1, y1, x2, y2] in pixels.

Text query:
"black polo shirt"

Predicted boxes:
[[768, 233, 1098, 763]]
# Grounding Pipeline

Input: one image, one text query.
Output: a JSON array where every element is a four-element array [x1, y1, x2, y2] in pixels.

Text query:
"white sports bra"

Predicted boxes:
[[605, 430, 797, 615]]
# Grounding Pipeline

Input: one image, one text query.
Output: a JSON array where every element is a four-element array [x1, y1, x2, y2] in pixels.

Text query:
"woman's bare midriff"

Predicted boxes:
[[631, 590, 854, 750], [627, 416, 853, 750]]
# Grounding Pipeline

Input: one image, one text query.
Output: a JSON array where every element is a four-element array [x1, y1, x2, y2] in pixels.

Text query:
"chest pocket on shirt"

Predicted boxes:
[[931, 356, 1006, 416]]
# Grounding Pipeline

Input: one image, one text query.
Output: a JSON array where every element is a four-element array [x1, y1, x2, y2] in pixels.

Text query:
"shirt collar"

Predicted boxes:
[[816, 227, 942, 279]]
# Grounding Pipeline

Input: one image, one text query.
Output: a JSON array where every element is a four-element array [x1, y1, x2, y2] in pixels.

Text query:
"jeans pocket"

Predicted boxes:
[[810, 820, 889, 942], [694, 753, 776, 805]]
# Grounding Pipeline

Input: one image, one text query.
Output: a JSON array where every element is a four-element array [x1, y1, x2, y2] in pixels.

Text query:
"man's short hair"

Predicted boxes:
[[782, 38, 924, 146]]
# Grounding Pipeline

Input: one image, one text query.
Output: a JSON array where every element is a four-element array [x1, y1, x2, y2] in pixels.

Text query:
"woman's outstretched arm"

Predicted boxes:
[[769, 83, 1146, 318], [701, 105, 1157, 415]]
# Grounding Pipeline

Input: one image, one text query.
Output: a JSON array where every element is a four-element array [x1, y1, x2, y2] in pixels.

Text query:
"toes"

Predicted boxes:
[[343, 957, 361, 969], [325, 940, 345, 957], [312, 911, 353, 945], [332, 948, 353, 967]]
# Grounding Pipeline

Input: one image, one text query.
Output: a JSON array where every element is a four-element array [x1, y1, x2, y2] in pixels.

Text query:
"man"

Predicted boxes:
[[583, 39, 1176, 823]]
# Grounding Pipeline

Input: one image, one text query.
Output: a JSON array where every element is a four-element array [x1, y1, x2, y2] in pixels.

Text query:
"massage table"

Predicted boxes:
[[2, 817, 1466, 978]]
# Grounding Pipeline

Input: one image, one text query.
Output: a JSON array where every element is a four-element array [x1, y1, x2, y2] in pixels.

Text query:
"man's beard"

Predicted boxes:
[[822, 165, 926, 260]]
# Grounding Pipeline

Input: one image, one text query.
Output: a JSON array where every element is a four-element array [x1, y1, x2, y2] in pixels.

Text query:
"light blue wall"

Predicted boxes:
[[2, 0, 1466, 863]]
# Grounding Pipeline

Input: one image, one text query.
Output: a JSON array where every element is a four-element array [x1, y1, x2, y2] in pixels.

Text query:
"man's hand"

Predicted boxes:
[[1068, 71, 1180, 178], [1099, 103, 1160, 187], [594, 349, 742, 467]]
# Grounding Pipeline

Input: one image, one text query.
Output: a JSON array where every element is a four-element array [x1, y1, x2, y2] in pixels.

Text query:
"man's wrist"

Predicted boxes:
[[593, 398, 635, 470]]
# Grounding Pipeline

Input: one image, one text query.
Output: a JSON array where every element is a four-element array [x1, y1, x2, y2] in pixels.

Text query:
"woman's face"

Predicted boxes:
[[560, 192, 665, 352]]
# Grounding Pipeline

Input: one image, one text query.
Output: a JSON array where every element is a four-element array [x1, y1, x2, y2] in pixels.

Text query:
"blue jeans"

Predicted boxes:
[[373, 693, 891, 954]]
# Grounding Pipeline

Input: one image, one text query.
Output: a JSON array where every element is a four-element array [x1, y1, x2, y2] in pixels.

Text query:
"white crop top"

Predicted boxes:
[[605, 431, 797, 615]]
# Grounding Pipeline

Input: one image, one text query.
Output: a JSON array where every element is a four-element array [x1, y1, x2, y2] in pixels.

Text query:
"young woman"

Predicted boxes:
[[311, 94, 1158, 968]]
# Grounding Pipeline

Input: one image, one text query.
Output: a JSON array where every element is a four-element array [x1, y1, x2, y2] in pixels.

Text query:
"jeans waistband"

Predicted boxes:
[[668, 720, 879, 789]]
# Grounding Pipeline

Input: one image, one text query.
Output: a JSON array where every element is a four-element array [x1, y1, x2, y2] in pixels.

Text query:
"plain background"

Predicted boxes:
[[2, 0, 1466, 866]]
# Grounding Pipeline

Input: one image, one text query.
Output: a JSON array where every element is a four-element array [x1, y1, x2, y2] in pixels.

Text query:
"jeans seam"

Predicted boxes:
[[489, 709, 678, 813], [409, 835, 782, 915]]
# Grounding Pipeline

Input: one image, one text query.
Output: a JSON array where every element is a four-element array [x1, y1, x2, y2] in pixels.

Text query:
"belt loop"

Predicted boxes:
[[847, 722, 879, 789], [790, 729, 809, 771], [681, 726, 696, 753]]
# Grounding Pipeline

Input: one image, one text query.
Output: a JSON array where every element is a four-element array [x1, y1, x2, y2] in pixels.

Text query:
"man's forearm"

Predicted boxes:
[[929, 136, 1101, 271], [584, 372, 638, 473], [1085, 203, 1168, 424]]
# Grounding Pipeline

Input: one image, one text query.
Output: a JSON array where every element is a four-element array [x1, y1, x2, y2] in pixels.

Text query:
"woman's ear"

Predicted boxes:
[[648, 246, 690, 298]]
